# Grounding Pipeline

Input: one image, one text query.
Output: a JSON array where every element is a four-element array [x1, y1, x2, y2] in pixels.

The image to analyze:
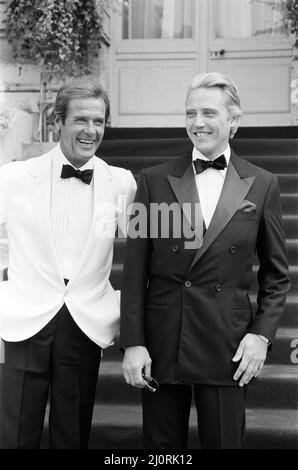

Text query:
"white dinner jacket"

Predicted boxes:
[[0, 144, 136, 346]]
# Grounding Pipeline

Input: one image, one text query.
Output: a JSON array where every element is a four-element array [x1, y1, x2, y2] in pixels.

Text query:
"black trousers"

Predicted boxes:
[[0, 304, 101, 449], [142, 384, 246, 449]]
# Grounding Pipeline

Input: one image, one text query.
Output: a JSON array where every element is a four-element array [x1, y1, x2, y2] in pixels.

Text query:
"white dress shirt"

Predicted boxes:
[[51, 146, 94, 280], [192, 145, 231, 228]]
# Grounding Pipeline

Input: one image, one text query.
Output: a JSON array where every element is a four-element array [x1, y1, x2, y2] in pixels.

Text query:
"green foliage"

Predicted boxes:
[[4, 0, 114, 77], [252, 0, 298, 41], [287, 0, 298, 46]]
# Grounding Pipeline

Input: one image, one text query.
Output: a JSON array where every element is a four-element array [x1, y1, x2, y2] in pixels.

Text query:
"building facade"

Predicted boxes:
[[0, 0, 297, 131]]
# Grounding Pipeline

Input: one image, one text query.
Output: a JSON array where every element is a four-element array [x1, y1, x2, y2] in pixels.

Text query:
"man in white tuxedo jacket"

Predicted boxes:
[[0, 78, 136, 448]]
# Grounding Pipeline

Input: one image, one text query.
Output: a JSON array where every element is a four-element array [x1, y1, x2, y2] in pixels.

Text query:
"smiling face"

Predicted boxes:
[[185, 87, 237, 160], [57, 96, 106, 168]]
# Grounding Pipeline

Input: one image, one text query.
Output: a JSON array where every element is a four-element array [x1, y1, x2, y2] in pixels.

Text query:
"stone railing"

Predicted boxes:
[[0, 106, 36, 280], [0, 107, 35, 165]]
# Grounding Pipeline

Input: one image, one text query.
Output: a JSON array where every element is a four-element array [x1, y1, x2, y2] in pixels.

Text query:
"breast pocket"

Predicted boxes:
[[233, 211, 257, 221]]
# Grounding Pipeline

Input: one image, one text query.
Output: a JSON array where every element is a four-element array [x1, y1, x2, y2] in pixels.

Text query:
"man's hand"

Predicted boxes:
[[232, 333, 268, 387], [122, 346, 152, 389]]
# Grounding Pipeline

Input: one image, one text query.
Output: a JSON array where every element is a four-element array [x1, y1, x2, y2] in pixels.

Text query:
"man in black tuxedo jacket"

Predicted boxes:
[[120, 72, 290, 449]]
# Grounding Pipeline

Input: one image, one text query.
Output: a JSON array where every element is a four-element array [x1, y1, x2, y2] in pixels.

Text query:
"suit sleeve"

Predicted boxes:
[[120, 170, 151, 348], [248, 174, 291, 342]]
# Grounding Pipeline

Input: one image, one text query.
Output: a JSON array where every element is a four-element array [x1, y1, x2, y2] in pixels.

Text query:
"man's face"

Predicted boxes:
[[185, 87, 236, 160], [57, 96, 106, 168]]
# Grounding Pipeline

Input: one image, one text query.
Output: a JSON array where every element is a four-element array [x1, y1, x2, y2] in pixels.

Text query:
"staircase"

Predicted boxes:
[[84, 129, 298, 449]]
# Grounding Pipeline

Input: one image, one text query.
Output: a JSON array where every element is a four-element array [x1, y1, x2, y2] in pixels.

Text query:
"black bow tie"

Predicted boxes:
[[193, 154, 227, 174], [60, 164, 93, 185]]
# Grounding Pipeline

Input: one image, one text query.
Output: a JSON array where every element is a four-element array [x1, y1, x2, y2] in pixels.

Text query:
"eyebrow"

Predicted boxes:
[[73, 115, 104, 121], [185, 107, 218, 112]]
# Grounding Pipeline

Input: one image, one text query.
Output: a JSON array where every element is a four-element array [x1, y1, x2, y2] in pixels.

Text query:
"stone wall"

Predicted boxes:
[[0, 108, 37, 164]]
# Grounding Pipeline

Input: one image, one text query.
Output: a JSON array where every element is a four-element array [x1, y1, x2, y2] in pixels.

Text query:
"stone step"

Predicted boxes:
[[104, 128, 298, 140], [285, 240, 298, 265], [101, 154, 298, 175], [266, 328, 298, 365], [232, 138, 298, 156], [102, 328, 298, 366], [283, 216, 298, 239], [113, 171, 297, 195], [86, 405, 298, 449], [130, 173, 298, 195], [40, 403, 298, 449], [100, 138, 298, 157], [100, 138, 192, 157], [278, 174, 298, 194], [96, 362, 298, 409], [281, 194, 298, 214], [243, 155, 298, 174], [110, 263, 298, 295], [244, 408, 298, 449], [247, 365, 298, 409]]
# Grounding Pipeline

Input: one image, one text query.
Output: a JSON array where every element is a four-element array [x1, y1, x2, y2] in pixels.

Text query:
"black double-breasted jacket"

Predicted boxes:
[[120, 151, 290, 386]]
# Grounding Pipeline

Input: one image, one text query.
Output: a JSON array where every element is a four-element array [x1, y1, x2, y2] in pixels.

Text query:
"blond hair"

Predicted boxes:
[[186, 72, 242, 138]]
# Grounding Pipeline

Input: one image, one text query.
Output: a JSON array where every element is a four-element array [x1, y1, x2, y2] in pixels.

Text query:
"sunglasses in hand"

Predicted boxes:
[[141, 373, 159, 392]]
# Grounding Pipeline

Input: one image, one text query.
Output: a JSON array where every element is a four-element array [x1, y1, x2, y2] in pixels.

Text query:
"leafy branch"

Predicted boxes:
[[287, 0, 298, 47], [4, 0, 118, 78]]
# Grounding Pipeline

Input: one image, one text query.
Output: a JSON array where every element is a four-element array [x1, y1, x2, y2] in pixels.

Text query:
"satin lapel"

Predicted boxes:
[[29, 154, 64, 280], [68, 158, 113, 283], [189, 161, 255, 270], [167, 162, 203, 241]]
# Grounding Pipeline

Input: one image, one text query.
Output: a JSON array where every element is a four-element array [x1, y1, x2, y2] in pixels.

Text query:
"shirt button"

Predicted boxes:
[[215, 283, 222, 292], [65, 289, 69, 296], [229, 246, 236, 254], [172, 245, 180, 253], [185, 281, 192, 288]]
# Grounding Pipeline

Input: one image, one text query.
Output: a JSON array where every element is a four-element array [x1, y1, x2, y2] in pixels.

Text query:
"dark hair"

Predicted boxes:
[[54, 77, 110, 124]]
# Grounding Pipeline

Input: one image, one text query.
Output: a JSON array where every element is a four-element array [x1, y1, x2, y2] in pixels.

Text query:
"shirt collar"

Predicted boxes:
[[192, 145, 231, 166], [53, 143, 95, 182]]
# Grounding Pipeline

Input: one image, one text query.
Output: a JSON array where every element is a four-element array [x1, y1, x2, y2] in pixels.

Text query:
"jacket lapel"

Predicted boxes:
[[68, 157, 114, 283], [29, 147, 64, 280], [167, 157, 203, 244], [189, 155, 255, 270]]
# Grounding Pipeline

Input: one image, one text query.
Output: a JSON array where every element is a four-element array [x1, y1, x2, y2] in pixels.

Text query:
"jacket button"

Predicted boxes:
[[215, 283, 222, 292], [172, 245, 180, 253], [229, 246, 236, 254], [185, 281, 192, 288]]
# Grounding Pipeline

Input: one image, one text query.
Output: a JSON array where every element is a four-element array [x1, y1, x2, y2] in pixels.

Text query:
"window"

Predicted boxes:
[[122, 0, 194, 39], [214, 0, 289, 38]]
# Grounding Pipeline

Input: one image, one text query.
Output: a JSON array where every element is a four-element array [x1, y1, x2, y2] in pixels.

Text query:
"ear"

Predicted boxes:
[[54, 116, 62, 133], [230, 112, 239, 126], [229, 113, 240, 138]]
